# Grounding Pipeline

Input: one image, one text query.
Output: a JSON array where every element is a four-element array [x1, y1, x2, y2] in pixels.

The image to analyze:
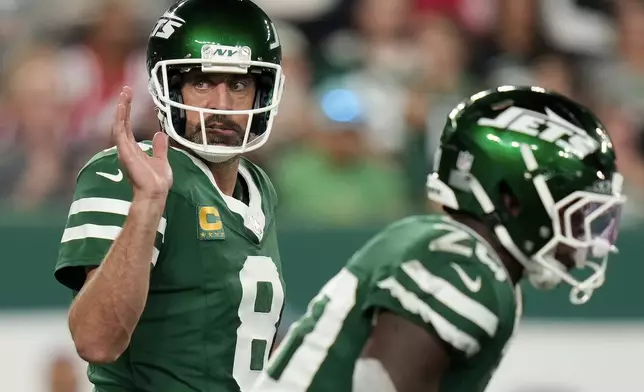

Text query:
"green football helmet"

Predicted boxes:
[[146, 0, 285, 162], [427, 86, 626, 304]]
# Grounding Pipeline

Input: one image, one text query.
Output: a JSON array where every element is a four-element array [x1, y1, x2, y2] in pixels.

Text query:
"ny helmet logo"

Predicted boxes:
[[151, 12, 185, 39], [203, 46, 240, 57]]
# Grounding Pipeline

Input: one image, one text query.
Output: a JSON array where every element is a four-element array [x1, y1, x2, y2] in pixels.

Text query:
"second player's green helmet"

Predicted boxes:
[[428, 86, 626, 304], [146, 0, 285, 162]]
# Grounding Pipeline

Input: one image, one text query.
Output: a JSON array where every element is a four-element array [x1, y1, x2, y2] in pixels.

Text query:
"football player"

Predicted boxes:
[[54, 1, 286, 391], [251, 86, 626, 392]]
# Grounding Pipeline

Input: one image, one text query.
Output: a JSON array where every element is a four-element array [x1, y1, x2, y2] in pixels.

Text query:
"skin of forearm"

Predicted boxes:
[[68, 196, 165, 363]]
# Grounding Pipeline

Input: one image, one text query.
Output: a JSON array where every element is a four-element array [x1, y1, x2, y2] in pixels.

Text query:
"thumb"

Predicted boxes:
[[152, 132, 169, 160]]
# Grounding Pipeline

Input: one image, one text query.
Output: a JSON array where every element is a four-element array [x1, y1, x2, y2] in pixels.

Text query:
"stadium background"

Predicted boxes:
[[0, 0, 643, 390]]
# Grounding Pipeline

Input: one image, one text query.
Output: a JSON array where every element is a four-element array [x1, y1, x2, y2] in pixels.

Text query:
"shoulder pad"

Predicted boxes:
[[77, 142, 153, 180]]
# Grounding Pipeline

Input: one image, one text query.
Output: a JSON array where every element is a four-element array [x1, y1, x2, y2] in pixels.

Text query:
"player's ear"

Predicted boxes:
[[500, 181, 521, 217]]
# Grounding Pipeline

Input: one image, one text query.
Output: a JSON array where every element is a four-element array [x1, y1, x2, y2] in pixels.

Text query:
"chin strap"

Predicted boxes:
[[193, 149, 239, 164]]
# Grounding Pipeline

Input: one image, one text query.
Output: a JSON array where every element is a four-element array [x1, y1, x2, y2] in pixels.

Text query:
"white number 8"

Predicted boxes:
[[233, 256, 284, 391]]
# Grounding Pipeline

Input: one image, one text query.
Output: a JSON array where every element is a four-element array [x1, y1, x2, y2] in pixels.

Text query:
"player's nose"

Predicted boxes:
[[206, 82, 234, 111]]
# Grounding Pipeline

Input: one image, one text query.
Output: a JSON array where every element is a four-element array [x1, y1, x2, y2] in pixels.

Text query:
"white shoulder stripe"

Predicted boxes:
[[69, 197, 167, 237], [61, 224, 121, 243], [61, 224, 160, 266], [377, 277, 480, 357], [401, 260, 498, 337], [68, 197, 130, 216]]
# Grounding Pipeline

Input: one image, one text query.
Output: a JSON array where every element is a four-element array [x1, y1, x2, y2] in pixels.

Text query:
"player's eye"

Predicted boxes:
[[193, 78, 213, 90], [228, 77, 252, 93]]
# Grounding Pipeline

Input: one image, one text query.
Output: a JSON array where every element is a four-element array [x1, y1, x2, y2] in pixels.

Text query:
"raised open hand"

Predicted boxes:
[[113, 86, 173, 200]]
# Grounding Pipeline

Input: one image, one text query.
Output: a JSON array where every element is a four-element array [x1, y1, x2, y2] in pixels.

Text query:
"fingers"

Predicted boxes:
[[113, 86, 135, 143], [113, 100, 128, 146], [115, 119, 136, 164], [114, 86, 139, 164], [152, 132, 169, 160], [122, 86, 133, 131]]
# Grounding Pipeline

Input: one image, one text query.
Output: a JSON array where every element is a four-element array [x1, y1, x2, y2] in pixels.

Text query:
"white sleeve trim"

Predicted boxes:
[[353, 358, 398, 392], [68, 197, 167, 238], [60, 224, 160, 266]]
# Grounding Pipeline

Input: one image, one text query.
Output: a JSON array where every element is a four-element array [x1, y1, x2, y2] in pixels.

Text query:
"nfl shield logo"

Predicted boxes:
[[456, 151, 474, 173]]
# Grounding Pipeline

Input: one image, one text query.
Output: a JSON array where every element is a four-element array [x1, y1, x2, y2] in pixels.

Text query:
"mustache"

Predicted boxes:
[[200, 114, 244, 134]]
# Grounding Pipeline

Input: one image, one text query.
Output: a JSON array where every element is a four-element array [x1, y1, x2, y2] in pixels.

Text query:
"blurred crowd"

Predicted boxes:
[[2, 0, 644, 228]]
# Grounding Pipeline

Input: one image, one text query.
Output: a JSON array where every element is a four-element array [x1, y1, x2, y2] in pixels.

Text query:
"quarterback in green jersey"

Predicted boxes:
[[251, 86, 627, 392], [54, 1, 286, 391]]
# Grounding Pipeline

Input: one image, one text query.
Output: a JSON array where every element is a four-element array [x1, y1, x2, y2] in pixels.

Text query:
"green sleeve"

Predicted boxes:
[[54, 152, 166, 291], [364, 236, 505, 360]]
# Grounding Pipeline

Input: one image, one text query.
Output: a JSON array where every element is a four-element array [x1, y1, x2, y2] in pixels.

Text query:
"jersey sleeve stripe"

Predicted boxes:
[[376, 277, 480, 357], [61, 224, 160, 265], [61, 224, 122, 243], [401, 260, 499, 337], [68, 197, 167, 238], [68, 197, 130, 216]]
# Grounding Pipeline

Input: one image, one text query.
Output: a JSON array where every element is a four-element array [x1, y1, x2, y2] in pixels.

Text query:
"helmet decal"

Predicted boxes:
[[427, 86, 626, 305], [268, 21, 281, 50], [151, 12, 186, 39], [145, 0, 284, 162], [477, 105, 601, 159], [200, 45, 253, 74]]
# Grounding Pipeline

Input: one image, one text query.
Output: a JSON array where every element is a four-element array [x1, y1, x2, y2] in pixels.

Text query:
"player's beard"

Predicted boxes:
[[187, 114, 245, 147]]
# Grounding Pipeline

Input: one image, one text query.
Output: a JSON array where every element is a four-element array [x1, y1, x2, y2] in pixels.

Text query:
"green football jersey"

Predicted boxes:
[[253, 215, 521, 392], [54, 142, 285, 392]]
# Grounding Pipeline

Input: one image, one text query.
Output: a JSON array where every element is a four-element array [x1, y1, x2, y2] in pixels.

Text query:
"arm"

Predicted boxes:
[[60, 86, 172, 363], [68, 196, 165, 363], [358, 242, 506, 392], [354, 311, 450, 392]]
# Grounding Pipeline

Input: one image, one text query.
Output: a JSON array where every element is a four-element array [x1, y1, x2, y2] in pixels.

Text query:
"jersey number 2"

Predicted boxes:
[[234, 256, 284, 391]]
